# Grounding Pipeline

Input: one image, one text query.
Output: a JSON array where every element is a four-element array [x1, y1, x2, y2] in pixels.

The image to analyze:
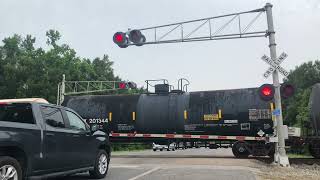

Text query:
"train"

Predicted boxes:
[[284, 83, 320, 158], [62, 79, 276, 158], [306, 83, 320, 158]]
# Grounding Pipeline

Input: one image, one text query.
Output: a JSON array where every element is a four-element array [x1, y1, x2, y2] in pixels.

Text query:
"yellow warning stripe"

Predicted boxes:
[[184, 110, 188, 120], [218, 109, 222, 119], [109, 112, 112, 122], [270, 103, 275, 121], [132, 112, 136, 121]]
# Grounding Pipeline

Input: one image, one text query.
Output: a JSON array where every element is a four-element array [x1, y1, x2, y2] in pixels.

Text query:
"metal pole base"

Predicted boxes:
[[273, 152, 290, 167], [278, 155, 290, 167], [273, 152, 279, 163]]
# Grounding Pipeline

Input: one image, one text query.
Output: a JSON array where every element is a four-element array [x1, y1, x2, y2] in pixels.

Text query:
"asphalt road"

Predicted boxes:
[[56, 148, 262, 180]]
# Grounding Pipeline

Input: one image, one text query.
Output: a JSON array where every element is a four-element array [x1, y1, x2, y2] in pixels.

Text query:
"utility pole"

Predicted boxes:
[[265, 3, 289, 167]]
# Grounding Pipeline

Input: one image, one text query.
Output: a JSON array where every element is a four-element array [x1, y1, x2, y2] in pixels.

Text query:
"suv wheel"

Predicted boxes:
[[90, 150, 109, 179], [0, 156, 22, 180]]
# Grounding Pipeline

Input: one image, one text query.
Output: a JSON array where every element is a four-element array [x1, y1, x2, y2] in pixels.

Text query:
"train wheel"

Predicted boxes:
[[232, 141, 250, 158], [309, 142, 320, 158]]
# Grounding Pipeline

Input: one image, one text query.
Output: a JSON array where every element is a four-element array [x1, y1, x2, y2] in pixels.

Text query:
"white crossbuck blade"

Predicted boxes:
[[262, 52, 289, 78]]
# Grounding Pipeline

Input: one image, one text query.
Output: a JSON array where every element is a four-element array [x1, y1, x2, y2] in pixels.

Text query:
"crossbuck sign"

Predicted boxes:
[[262, 52, 289, 78]]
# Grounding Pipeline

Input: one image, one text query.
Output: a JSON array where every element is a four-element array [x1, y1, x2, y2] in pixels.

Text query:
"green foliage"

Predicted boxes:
[[283, 60, 320, 128], [0, 30, 124, 103], [111, 143, 151, 151]]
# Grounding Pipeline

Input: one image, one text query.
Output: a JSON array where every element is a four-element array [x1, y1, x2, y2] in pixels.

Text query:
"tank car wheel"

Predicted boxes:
[[232, 141, 250, 158], [309, 142, 320, 158]]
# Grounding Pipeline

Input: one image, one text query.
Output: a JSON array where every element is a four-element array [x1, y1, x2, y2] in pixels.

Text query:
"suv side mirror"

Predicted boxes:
[[91, 124, 99, 132]]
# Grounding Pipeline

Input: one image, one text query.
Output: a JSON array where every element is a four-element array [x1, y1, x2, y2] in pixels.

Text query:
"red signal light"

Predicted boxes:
[[113, 32, 128, 48], [119, 82, 127, 89], [262, 86, 272, 96], [115, 34, 124, 43], [258, 84, 275, 101]]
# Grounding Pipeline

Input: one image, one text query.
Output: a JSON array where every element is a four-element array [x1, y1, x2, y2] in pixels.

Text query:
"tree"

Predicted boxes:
[[283, 60, 320, 127], [0, 30, 125, 103]]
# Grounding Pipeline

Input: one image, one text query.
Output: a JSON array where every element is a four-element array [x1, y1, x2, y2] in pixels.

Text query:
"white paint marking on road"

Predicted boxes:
[[128, 167, 160, 180], [110, 165, 140, 168]]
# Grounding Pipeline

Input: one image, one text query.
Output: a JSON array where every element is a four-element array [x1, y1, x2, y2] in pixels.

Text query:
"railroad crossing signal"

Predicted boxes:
[[113, 32, 129, 48], [261, 52, 289, 78], [129, 30, 146, 46], [258, 83, 294, 101], [258, 84, 275, 101], [113, 30, 146, 48], [57, 75, 137, 105], [281, 84, 295, 99]]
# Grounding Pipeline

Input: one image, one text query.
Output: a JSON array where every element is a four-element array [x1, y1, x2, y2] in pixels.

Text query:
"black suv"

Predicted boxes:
[[0, 99, 111, 180]]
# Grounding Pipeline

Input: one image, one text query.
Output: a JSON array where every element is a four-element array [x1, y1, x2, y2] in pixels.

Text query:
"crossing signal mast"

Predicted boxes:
[[113, 3, 291, 167], [113, 6, 267, 47], [57, 75, 137, 105]]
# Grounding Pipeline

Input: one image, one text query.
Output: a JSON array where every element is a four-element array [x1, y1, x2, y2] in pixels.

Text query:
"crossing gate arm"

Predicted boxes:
[[109, 133, 266, 141]]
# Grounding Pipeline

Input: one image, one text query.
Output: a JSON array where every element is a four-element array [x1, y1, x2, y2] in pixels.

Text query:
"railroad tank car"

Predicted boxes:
[[62, 86, 274, 138], [310, 83, 320, 136], [308, 83, 320, 158]]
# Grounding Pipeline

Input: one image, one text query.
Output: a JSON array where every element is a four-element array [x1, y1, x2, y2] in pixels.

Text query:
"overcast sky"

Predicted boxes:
[[0, 0, 319, 91]]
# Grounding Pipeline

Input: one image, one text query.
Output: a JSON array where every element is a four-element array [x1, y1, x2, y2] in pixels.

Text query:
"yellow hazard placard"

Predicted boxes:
[[204, 114, 219, 121]]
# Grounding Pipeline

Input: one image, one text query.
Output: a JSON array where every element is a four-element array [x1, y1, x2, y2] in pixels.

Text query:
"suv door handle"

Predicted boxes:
[[72, 134, 80, 137], [46, 133, 55, 136]]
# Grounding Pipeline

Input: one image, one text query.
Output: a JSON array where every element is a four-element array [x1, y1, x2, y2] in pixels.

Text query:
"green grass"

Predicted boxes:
[[111, 143, 151, 152], [287, 153, 313, 158]]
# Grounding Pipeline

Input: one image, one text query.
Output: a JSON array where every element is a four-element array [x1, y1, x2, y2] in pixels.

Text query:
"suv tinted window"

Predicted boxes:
[[0, 103, 35, 124], [66, 111, 87, 131], [41, 106, 65, 128]]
